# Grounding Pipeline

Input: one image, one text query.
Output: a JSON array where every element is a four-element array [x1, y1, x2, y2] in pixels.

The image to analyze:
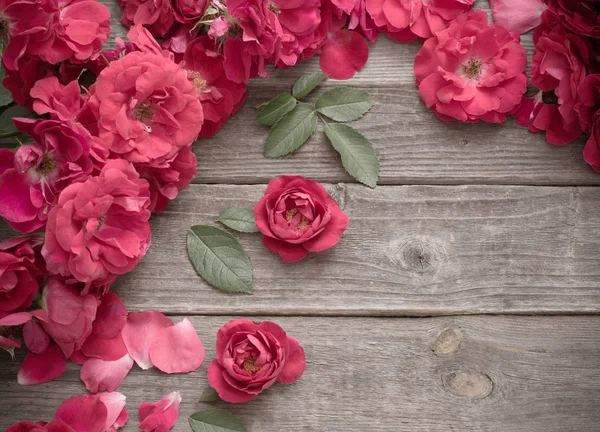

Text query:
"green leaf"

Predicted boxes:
[[0, 64, 13, 107], [189, 409, 246, 432], [324, 123, 379, 188], [217, 207, 259, 233], [315, 87, 374, 122], [0, 105, 36, 138], [187, 225, 253, 294], [264, 103, 317, 158], [256, 93, 297, 127], [292, 72, 327, 99], [199, 387, 221, 403]]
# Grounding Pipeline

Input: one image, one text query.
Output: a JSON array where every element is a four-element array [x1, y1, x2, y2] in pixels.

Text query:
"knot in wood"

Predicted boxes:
[[442, 371, 493, 399], [434, 328, 461, 356], [391, 237, 447, 276]]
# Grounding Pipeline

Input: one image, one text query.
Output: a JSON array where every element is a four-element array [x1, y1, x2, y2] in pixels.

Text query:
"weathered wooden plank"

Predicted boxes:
[[97, 0, 598, 186], [1, 315, 599, 431], [3, 184, 597, 315]]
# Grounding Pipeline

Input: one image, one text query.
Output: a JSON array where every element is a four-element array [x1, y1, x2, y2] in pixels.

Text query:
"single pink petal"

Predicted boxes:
[[96, 392, 128, 432], [121, 311, 173, 370], [148, 319, 205, 374], [0, 312, 36, 326], [80, 354, 134, 393], [489, 0, 547, 34], [138, 392, 181, 432], [82, 333, 129, 361], [277, 336, 307, 384], [92, 292, 128, 339], [23, 320, 51, 355], [17, 343, 67, 385], [55, 394, 109, 432], [320, 30, 369, 80]]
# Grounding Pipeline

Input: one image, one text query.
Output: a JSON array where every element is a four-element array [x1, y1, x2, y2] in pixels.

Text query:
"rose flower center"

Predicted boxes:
[[285, 208, 311, 230], [461, 58, 483, 80], [191, 71, 207, 92], [35, 156, 56, 177], [268, 3, 281, 14], [242, 356, 262, 373], [227, 22, 243, 38], [132, 102, 153, 122]]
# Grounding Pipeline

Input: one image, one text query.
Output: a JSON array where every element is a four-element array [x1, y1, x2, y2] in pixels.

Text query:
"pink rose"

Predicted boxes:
[[208, 319, 306, 403], [272, 0, 321, 67], [0, 119, 94, 233], [254, 175, 348, 264], [119, 0, 174, 37], [87, 51, 203, 164], [529, 11, 589, 145], [183, 36, 247, 138], [41, 160, 152, 291], [545, 0, 600, 39], [0, 237, 43, 315], [41, 278, 98, 355], [173, 0, 208, 23], [31, 77, 85, 122], [222, 0, 284, 83], [366, 0, 476, 42], [414, 10, 527, 123]]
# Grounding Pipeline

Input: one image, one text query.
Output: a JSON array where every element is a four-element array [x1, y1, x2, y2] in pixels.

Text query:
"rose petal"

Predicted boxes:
[[263, 237, 307, 264], [82, 332, 129, 361], [148, 319, 205, 374], [17, 343, 67, 385], [138, 392, 181, 432], [92, 292, 128, 339], [55, 394, 109, 432], [490, 0, 547, 34], [121, 311, 173, 370], [207, 360, 255, 403], [320, 30, 369, 80], [23, 320, 51, 355], [96, 392, 128, 432], [80, 354, 134, 393], [277, 336, 306, 384]]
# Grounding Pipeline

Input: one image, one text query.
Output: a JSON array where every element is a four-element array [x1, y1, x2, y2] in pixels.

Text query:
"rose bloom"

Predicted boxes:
[[119, 0, 175, 37], [222, 0, 284, 83], [87, 51, 203, 164], [173, 0, 207, 23], [366, 0, 476, 42], [255, 176, 348, 263], [208, 319, 306, 403], [545, 0, 600, 39], [42, 160, 152, 292], [183, 36, 247, 138], [529, 11, 590, 145], [414, 10, 527, 123], [0, 237, 43, 315], [31, 76, 85, 122], [0, 119, 94, 232]]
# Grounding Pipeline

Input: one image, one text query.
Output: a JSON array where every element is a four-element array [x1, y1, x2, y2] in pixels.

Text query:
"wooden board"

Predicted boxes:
[[1, 315, 599, 431], [4, 184, 598, 316]]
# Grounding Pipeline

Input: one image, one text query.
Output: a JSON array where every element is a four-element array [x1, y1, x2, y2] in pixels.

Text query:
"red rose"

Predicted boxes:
[[254, 176, 348, 263], [0, 237, 43, 314], [545, 0, 600, 39], [207, 319, 306, 403]]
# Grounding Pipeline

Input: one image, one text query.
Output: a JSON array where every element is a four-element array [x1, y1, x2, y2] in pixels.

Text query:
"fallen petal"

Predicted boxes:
[[92, 293, 128, 339], [138, 392, 181, 432], [489, 0, 547, 34], [320, 30, 369, 80], [23, 320, 51, 355], [149, 319, 205, 374], [80, 355, 134, 393], [55, 394, 109, 432], [96, 392, 128, 432], [17, 343, 67, 385], [121, 311, 173, 370]]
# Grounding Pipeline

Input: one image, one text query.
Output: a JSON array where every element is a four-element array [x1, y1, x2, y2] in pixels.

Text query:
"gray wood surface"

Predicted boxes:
[[1, 315, 599, 431], [4, 184, 597, 315], [1, 0, 599, 430]]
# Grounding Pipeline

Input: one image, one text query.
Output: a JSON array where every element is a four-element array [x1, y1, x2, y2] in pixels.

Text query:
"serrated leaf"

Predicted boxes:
[[324, 123, 379, 188], [0, 64, 13, 107], [217, 207, 258, 233], [256, 93, 297, 126], [199, 387, 221, 403], [316, 87, 374, 122], [292, 72, 327, 99], [264, 103, 317, 158], [189, 409, 246, 432], [187, 225, 253, 294], [0, 105, 36, 138]]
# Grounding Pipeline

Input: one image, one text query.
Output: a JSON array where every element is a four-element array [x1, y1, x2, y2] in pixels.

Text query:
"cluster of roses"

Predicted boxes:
[[118, 0, 483, 82], [5, 318, 306, 432], [518, 0, 600, 172]]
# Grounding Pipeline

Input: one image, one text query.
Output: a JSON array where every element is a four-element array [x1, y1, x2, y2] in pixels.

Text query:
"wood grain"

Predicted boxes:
[[4, 184, 597, 316], [1, 315, 599, 431]]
